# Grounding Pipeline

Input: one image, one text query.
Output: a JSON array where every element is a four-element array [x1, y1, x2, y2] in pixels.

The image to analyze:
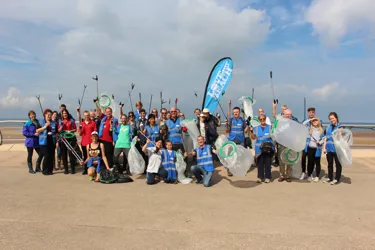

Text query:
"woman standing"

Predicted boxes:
[[52, 111, 61, 170], [22, 110, 42, 174], [58, 109, 77, 174], [36, 109, 58, 175], [323, 112, 343, 185], [79, 110, 97, 175], [145, 114, 160, 148], [303, 117, 324, 182], [250, 114, 274, 183], [83, 131, 111, 182], [114, 114, 132, 174]]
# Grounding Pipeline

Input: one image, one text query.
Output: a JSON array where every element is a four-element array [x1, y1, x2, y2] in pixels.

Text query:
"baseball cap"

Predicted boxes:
[[200, 113, 205, 117], [91, 131, 98, 136], [203, 108, 210, 113]]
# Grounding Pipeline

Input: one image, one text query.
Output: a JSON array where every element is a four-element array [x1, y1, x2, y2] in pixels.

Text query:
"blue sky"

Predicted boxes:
[[0, 0, 374, 122]]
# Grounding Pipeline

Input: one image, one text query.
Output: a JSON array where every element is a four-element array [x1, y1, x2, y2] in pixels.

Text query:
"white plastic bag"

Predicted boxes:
[[182, 132, 194, 153], [128, 136, 145, 175], [333, 129, 352, 166], [271, 117, 309, 152], [176, 151, 192, 184], [218, 141, 254, 176], [280, 148, 300, 165], [181, 119, 200, 149], [239, 96, 256, 119]]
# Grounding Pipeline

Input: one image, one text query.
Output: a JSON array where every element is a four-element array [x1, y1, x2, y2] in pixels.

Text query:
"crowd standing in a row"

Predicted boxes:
[[23, 99, 344, 186]]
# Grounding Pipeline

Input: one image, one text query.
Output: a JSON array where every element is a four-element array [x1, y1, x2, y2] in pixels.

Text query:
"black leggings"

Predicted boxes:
[[307, 147, 321, 177], [326, 152, 342, 181], [101, 140, 114, 167], [81, 145, 88, 167], [27, 147, 41, 164], [39, 144, 55, 174], [301, 150, 308, 173]]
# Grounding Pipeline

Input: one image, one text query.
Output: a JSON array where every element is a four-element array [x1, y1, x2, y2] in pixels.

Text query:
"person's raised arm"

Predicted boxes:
[[142, 139, 151, 153], [94, 99, 103, 117], [272, 101, 277, 118], [77, 108, 82, 123]]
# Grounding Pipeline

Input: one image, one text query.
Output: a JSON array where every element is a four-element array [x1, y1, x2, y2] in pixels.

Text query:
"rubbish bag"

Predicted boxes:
[[291, 160, 302, 179], [333, 129, 352, 166], [239, 96, 256, 119], [219, 141, 254, 176], [280, 148, 300, 165], [215, 135, 228, 163], [182, 132, 194, 153], [128, 136, 145, 175], [181, 119, 199, 149], [271, 117, 309, 152], [176, 151, 192, 184]]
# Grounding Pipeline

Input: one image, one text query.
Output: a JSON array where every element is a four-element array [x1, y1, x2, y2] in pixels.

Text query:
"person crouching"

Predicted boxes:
[[82, 131, 111, 182], [187, 135, 216, 187], [142, 138, 168, 185]]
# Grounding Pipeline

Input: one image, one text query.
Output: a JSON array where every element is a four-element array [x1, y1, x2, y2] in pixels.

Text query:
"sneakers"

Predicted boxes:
[[307, 176, 313, 182], [256, 178, 262, 183], [313, 177, 319, 183], [227, 169, 233, 177], [265, 179, 270, 183], [323, 178, 332, 183], [299, 172, 306, 180], [330, 180, 338, 185]]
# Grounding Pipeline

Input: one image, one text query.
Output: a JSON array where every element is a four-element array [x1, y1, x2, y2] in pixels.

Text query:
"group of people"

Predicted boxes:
[[22, 98, 344, 187]]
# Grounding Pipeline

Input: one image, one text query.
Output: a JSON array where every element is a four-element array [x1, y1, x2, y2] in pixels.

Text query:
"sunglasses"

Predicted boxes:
[[128, 115, 134, 117], [161, 112, 167, 115], [259, 118, 265, 121], [171, 111, 177, 113]]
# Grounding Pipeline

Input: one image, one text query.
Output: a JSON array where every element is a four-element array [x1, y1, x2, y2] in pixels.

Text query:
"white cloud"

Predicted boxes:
[[312, 82, 345, 99], [0, 87, 40, 109], [305, 0, 375, 46]]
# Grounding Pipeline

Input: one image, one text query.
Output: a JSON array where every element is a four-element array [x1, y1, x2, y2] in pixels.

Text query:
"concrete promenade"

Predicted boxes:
[[1, 145, 375, 249]]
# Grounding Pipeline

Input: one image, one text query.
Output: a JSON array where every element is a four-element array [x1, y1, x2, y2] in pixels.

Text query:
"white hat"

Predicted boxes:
[[200, 113, 205, 117], [91, 131, 98, 136], [203, 108, 210, 113]]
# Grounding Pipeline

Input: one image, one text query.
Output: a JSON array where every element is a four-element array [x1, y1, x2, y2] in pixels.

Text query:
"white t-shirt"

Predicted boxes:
[[200, 122, 206, 138], [146, 147, 162, 173]]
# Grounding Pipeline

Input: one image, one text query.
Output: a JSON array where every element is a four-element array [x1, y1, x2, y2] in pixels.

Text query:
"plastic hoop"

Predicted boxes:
[[271, 119, 278, 133], [219, 141, 237, 159], [61, 131, 75, 139], [285, 149, 299, 163], [99, 95, 111, 108]]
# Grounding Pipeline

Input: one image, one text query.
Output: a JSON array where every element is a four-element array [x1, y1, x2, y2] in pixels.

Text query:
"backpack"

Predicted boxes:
[[99, 169, 118, 184], [116, 173, 134, 183]]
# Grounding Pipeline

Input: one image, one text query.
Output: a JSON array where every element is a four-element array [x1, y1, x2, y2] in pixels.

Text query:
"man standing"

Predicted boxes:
[[198, 108, 220, 146], [98, 107, 118, 168], [226, 100, 249, 146], [165, 107, 184, 152], [276, 108, 295, 183]]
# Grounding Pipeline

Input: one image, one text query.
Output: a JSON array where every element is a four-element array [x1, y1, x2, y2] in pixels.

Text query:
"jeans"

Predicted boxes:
[[257, 153, 272, 180], [146, 167, 168, 185], [191, 165, 213, 187], [326, 152, 342, 181]]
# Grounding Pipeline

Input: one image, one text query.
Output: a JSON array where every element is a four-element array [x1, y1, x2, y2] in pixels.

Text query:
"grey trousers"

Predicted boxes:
[[114, 148, 130, 173]]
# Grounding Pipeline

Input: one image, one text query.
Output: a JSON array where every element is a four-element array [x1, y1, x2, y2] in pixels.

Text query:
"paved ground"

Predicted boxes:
[[1, 147, 375, 250]]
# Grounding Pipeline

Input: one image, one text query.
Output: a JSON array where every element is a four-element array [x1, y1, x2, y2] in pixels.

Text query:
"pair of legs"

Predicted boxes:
[[100, 140, 115, 168], [191, 165, 213, 187], [113, 148, 130, 174], [60, 139, 77, 174], [307, 147, 321, 178], [87, 166, 100, 181], [326, 152, 342, 182], [26, 147, 42, 174], [39, 144, 55, 175], [277, 145, 292, 182], [146, 167, 168, 185], [257, 153, 272, 182]]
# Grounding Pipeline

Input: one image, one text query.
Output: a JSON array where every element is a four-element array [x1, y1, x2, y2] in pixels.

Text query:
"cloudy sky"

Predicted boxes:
[[0, 0, 374, 122]]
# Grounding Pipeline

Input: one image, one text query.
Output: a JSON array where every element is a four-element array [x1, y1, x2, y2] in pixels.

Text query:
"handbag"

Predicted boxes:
[[260, 142, 274, 154]]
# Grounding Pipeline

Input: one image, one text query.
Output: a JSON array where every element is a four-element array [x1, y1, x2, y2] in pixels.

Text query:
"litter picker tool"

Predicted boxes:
[[270, 71, 278, 104], [92, 75, 99, 98], [78, 85, 87, 110], [148, 95, 153, 114], [139, 93, 142, 103], [36, 95, 43, 114]]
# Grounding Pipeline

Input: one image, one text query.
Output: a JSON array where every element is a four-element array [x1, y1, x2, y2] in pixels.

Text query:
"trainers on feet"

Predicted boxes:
[[256, 178, 262, 183], [313, 177, 319, 182], [307, 175, 313, 182], [265, 179, 270, 183], [330, 180, 338, 185], [323, 178, 331, 183], [299, 172, 306, 180]]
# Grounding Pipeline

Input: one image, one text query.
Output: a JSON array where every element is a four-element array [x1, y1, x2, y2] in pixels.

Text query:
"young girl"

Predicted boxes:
[[83, 131, 110, 182], [145, 114, 160, 148], [161, 140, 178, 184], [323, 112, 343, 185], [142, 138, 168, 185], [303, 117, 324, 182]]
